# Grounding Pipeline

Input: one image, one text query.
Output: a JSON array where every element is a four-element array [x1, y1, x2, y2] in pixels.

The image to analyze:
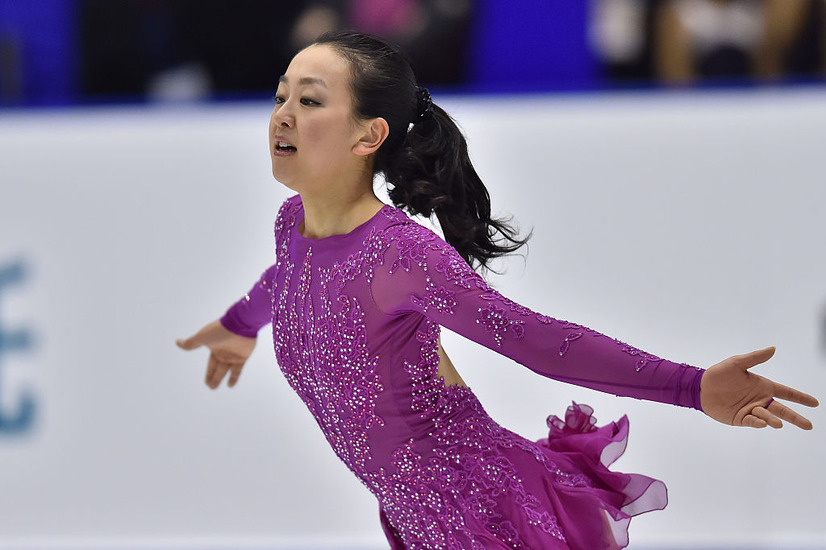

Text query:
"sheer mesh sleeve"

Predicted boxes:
[[369, 223, 704, 409], [219, 264, 276, 338]]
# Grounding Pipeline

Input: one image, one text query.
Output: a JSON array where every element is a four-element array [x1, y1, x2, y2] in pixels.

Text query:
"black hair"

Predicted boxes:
[[313, 30, 529, 271]]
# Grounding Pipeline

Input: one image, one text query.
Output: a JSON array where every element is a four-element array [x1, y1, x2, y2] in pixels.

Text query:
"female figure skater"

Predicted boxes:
[[177, 31, 818, 549]]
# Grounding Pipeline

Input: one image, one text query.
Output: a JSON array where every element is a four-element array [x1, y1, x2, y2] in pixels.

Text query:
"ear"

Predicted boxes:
[[352, 117, 390, 157]]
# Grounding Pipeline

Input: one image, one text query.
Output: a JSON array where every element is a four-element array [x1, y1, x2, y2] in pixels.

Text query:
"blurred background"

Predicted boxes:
[[2, 1, 826, 549], [2, 0, 826, 106]]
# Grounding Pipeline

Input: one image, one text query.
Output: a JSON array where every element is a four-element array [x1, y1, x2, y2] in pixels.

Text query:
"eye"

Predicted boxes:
[[300, 97, 321, 106], [272, 94, 285, 104]]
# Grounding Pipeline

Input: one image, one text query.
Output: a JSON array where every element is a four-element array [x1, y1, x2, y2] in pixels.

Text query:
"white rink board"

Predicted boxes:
[[1, 88, 825, 548]]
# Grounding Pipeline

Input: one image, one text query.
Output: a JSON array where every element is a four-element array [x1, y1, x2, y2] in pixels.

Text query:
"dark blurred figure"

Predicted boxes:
[[591, 0, 660, 84], [347, 0, 473, 85], [287, 0, 472, 84], [80, 1, 306, 100], [773, 0, 826, 79], [79, 0, 472, 102], [653, 0, 826, 85], [591, 0, 826, 86], [656, 0, 764, 82]]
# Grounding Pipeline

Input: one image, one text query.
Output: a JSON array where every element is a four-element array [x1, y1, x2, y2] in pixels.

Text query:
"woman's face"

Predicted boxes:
[[269, 44, 367, 191]]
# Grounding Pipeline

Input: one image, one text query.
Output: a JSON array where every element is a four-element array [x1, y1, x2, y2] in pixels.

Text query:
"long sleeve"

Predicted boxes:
[[219, 264, 277, 338], [369, 223, 704, 410]]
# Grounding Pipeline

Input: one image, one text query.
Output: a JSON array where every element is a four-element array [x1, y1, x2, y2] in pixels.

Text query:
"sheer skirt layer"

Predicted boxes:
[[536, 402, 667, 549], [379, 400, 666, 550]]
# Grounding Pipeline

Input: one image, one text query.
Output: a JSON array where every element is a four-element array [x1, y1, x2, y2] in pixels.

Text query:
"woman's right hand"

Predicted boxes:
[[177, 320, 257, 389]]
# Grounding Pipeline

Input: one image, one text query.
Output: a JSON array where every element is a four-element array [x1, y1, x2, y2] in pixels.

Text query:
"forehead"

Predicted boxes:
[[282, 44, 351, 89]]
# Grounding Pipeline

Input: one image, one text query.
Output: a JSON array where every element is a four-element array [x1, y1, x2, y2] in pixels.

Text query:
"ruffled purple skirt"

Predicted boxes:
[[536, 402, 667, 548], [380, 401, 666, 550]]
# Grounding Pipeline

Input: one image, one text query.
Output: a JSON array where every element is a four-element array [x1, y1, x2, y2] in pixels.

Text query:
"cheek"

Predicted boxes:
[[305, 124, 349, 156], [268, 112, 277, 138], [325, 117, 362, 154]]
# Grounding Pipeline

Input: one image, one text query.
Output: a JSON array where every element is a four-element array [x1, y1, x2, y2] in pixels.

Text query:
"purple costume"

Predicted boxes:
[[221, 195, 704, 549]]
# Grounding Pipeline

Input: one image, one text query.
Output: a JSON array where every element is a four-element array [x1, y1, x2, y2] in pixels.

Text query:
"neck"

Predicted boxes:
[[299, 183, 384, 240]]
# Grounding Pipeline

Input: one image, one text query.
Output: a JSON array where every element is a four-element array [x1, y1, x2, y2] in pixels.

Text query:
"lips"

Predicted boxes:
[[273, 137, 297, 155]]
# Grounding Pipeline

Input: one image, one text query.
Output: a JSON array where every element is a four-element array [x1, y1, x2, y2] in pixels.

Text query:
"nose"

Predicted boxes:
[[272, 102, 294, 128]]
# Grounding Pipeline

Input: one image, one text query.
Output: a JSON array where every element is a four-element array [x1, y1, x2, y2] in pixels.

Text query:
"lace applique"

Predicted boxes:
[[477, 303, 526, 347], [559, 332, 583, 357], [387, 223, 440, 274], [550, 314, 663, 371], [487, 521, 523, 548], [614, 339, 664, 371], [379, 220, 503, 305], [377, 220, 490, 292], [331, 250, 364, 291], [411, 277, 457, 316], [380, 204, 410, 225], [550, 321, 603, 358], [433, 249, 489, 291], [475, 286, 534, 315]]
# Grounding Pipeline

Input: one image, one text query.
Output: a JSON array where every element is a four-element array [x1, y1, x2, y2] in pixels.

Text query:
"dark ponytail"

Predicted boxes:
[[314, 31, 529, 271], [385, 104, 529, 271]]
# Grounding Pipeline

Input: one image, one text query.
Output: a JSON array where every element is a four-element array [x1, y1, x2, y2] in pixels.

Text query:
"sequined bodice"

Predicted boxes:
[[220, 195, 704, 549]]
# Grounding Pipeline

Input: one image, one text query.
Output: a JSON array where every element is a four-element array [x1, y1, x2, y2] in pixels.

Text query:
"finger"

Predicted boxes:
[[770, 401, 814, 431], [738, 346, 776, 371], [771, 382, 819, 408], [227, 364, 243, 388], [176, 335, 202, 350], [751, 405, 782, 429], [206, 355, 219, 387], [211, 364, 231, 389], [741, 414, 768, 429], [206, 355, 230, 389]]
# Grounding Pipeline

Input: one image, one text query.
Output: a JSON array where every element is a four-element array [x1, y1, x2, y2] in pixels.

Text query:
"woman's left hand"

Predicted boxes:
[[700, 347, 819, 429]]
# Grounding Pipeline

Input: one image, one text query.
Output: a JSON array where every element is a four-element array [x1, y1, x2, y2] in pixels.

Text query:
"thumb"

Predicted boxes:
[[176, 335, 203, 351], [740, 346, 776, 371]]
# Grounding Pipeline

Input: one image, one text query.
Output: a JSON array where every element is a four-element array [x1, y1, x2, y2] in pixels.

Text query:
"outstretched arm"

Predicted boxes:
[[700, 346, 818, 430], [370, 223, 704, 408], [370, 223, 819, 423]]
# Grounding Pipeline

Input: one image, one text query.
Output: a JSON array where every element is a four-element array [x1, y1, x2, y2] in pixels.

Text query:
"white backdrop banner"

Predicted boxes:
[[1, 89, 825, 548]]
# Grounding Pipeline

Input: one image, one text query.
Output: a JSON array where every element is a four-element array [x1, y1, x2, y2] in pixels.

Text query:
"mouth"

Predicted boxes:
[[273, 139, 297, 156]]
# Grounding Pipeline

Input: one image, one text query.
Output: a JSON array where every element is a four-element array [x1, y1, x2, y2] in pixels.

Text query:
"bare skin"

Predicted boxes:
[[436, 336, 466, 388], [177, 320, 253, 389], [700, 347, 817, 430]]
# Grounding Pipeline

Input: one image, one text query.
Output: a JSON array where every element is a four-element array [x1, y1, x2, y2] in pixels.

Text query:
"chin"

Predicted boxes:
[[272, 163, 290, 185], [272, 169, 298, 192], [273, 174, 294, 190]]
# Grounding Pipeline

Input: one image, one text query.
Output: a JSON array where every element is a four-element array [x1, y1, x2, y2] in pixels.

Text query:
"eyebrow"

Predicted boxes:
[[278, 75, 327, 88]]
